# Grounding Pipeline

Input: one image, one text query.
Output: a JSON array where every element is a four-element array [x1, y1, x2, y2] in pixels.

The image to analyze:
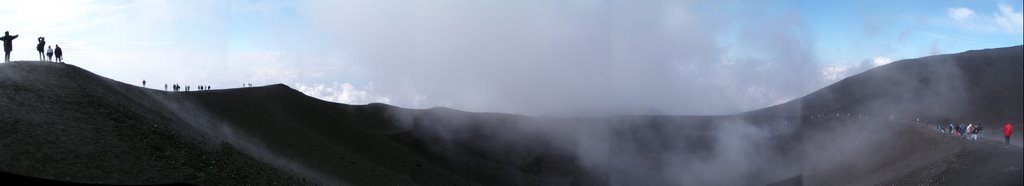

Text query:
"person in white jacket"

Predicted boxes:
[[46, 46, 53, 61]]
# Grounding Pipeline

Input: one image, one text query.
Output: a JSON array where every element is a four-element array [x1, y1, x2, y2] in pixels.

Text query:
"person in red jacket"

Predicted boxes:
[[1004, 122, 1014, 145]]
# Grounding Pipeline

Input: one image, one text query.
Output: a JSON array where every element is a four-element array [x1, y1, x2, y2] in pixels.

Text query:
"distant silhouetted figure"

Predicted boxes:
[[36, 37, 45, 61], [207, 85, 210, 90], [46, 46, 53, 61], [1, 31, 19, 62], [142, 80, 147, 87], [54, 45, 63, 63], [164, 84, 168, 91]]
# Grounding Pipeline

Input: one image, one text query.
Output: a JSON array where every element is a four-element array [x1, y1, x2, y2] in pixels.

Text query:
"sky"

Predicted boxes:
[[0, 0, 1020, 115]]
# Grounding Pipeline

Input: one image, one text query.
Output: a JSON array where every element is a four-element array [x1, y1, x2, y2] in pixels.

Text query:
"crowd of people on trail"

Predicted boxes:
[[0, 30, 66, 63], [159, 82, 213, 92], [941, 122, 981, 140], [164, 84, 207, 92], [938, 121, 1015, 146], [146, 81, 261, 92], [145, 79, 259, 92]]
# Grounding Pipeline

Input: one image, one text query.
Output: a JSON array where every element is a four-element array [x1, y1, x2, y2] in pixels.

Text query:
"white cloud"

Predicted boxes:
[[948, 7, 976, 22], [945, 4, 1024, 34], [872, 56, 893, 66], [297, 0, 832, 115], [819, 55, 894, 83], [820, 65, 849, 81], [295, 82, 391, 105], [994, 4, 1024, 33]]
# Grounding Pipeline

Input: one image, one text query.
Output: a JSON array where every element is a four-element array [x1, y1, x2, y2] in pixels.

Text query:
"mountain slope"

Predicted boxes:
[[753, 45, 1023, 125], [0, 45, 1020, 186], [0, 62, 305, 185]]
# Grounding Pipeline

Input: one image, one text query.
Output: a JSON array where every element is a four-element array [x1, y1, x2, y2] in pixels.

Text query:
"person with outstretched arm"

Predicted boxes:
[[36, 37, 45, 61], [0, 31, 19, 62], [1005, 122, 1014, 146]]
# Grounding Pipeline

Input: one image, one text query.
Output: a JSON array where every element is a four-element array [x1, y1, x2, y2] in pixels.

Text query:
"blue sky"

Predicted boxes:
[[0, 0, 1020, 115]]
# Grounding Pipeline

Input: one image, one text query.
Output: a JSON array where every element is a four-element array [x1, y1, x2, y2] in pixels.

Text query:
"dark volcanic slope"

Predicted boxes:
[[0, 62, 305, 185], [753, 45, 1023, 137], [179, 85, 478, 185], [0, 61, 554, 185], [0, 45, 1021, 186]]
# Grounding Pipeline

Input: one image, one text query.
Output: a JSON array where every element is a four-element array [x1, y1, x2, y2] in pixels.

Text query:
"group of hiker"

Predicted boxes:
[[37, 36, 63, 63], [164, 83, 211, 92], [0, 30, 63, 63], [939, 121, 1015, 145], [943, 122, 985, 140]]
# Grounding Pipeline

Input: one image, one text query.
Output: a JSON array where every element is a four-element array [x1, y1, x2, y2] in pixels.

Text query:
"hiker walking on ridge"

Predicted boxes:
[[36, 37, 45, 61], [1, 31, 19, 62], [1005, 122, 1014, 146]]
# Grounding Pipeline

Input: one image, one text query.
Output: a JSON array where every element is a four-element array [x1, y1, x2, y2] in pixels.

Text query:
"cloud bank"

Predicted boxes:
[[297, 0, 831, 115]]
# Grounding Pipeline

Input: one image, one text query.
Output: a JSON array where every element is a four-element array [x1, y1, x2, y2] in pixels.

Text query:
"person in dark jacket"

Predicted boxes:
[[36, 37, 45, 61], [54, 45, 63, 63], [1, 31, 19, 62]]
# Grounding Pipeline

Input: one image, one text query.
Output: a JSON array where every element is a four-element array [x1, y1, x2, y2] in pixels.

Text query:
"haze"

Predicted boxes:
[[1, 0, 1021, 115]]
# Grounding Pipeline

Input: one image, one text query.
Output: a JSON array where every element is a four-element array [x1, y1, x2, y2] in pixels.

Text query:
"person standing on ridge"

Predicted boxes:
[[1004, 121, 1014, 146], [143, 79, 147, 87], [36, 37, 45, 61], [46, 46, 53, 61], [1, 31, 19, 62], [54, 45, 63, 63]]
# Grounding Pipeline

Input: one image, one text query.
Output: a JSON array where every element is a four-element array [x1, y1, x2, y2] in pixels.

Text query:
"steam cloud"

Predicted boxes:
[[299, 0, 828, 115]]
